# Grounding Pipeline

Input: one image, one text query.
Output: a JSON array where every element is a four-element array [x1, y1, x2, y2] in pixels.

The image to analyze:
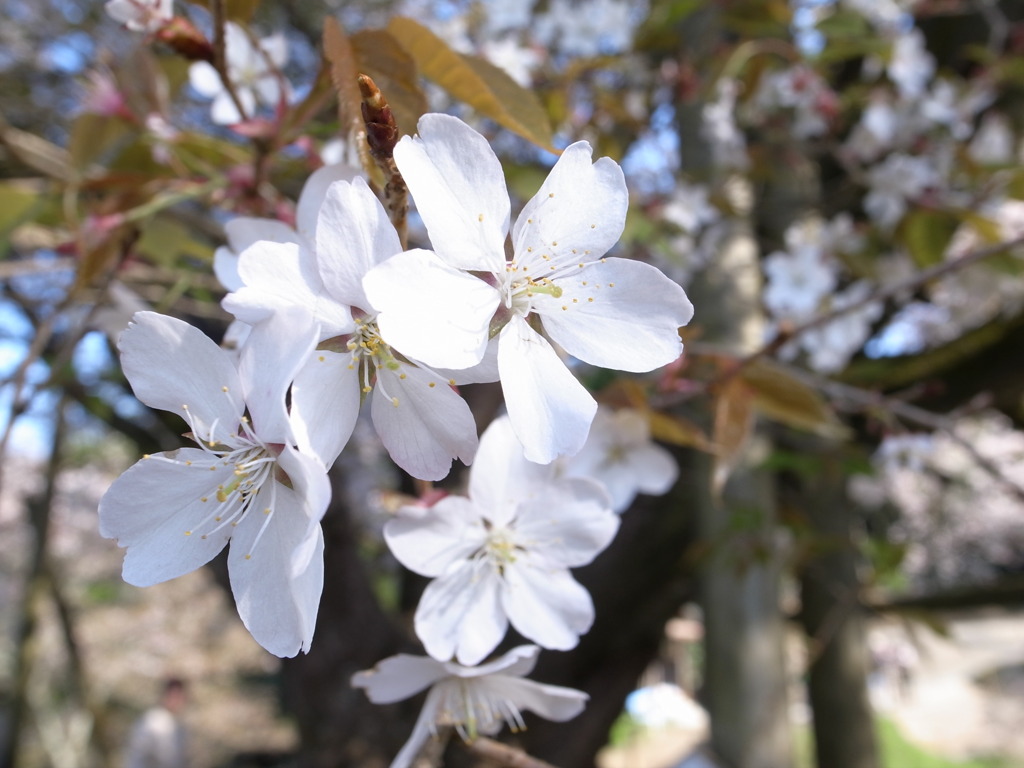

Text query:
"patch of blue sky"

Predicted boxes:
[[39, 31, 94, 74]]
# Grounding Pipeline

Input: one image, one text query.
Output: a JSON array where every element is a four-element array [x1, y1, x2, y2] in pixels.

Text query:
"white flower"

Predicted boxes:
[[534, 0, 637, 58], [105, 0, 172, 32], [223, 177, 479, 480], [98, 311, 330, 657], [561, 407, 678, 512], [888, 29, 934, 100], [801, 280, 882, 373], [969, 113, 1015, 165], [660, 181, 719, 234], [353, 645, 588, 768], [363, 113, 693, 463], [702, 78, 748, 170], [762, 220, 839, 321], [385, 416, 618, 665], [864, 153, 938, 230], [188, 21, 289, 124]]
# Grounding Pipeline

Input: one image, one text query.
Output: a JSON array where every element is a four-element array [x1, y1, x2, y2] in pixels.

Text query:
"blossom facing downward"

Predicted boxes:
[[98, 311, 330, 657], [384, 416, 618, 665], [364, 113, 693, 463], [188, 21, 289, 124], [561, 407, 678, 513], [353, 645, 588, 768], [105, 0, 173, 32]]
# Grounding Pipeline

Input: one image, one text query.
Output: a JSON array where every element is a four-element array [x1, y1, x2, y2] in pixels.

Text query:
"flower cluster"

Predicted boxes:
[[99, 114, 691, 764]]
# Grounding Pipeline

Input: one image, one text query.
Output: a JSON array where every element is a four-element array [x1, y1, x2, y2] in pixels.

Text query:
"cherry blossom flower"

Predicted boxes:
[[864, 152, 938, 230], [105, 0, 173, 33], [188, 21, 289, 124], [384, 416, 618, 665], [353, 645, 587, 768], [888, 28, 935, 100], [561, 406, 678, 512], [98, 311, 330, 657], [363, 113, 693, 463], [222, 177, 479, 480]]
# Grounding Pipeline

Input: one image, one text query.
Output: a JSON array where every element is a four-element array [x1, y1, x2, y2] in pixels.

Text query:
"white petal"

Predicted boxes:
[[352, 654, 448, 704], [434, 337, 500, 385], [227, 481, 324, 657], [415, 564, 507, 665], [512, 142, 627, 267], [224, 217, 301, 255], [371, 363, 479, 481], [627, 444, 678, 495], [497, 316, 596, 464], [468, 415, 552, 527], [447, 644, 541, 679], [255, 74, 282, 108], [188, 61, 223, 98], [515, 477, 618, 567], [289, 350, 361, 468], [210, 90, 248, 125], [237, 307, 319, 443], [99, 450, 234, 586], [494, 676, 588, 722], [394, 113, 510, 272], [223, 240, 353, 337], [364, 249, 499, 369], [119, 312, 244, 436], [296, 164, 361, 244], [502, 559, 594, 651], [317, 178, 402, 309], [214, 246, 244, 292], [387, 685, 445, 768], [536, 258, 693, 371], [384, 496, 487, 578], [259, 32, 289, 68]]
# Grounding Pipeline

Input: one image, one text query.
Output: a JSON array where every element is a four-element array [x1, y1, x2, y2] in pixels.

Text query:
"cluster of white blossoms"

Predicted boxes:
[[98, 113, 692, 763]]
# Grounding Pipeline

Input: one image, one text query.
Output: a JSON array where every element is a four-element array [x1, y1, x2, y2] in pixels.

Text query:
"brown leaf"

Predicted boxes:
[[649, 410, 714, 452], [740, 360, 850, 439], [323, 17, 363, 141], [351, 29, 427, 140], [711, 377, 755, 498], [386, 17, 556, 152]]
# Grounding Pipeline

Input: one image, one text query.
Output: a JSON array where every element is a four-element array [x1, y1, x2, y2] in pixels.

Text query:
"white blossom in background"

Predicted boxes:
[[919, 79, 993, 140], [561, 407, 678, 512], [969, 112, 1016, 165], [364, 113, 693, 464], [660, 181, 719, 234], [223, 177, 479, 481], [481, 36, 542, 87], [353, 645, 588, 768], [850, 415, 1024, 587], [384, 416, 618, 665], [481, 0, 536, 36], [752, 64, 836, 139], [887, 28, 935, 100], [188, 21, 290, 124], [863, 152, 938, 230], [762, 219, 840, 321], [535, 0, 638, 58], [105, 0, 173, 32], [702, 78, 749, 170], [98, 311, 330, 657], [840, 0, 915, 29], [800, 280, 883, 373]]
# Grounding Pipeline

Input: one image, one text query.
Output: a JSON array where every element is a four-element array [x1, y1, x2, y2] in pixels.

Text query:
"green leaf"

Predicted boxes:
[[69, 114, 132, 171], [136, 217, 213, 267], [386, 17, 556, 152], [901, 209, 958, 268]]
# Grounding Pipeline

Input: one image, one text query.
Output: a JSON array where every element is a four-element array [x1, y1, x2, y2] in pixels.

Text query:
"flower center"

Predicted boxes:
[[433, 678, 527, 743]]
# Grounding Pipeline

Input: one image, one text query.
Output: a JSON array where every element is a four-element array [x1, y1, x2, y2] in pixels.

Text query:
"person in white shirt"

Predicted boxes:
[[124, 677, 188, 768]]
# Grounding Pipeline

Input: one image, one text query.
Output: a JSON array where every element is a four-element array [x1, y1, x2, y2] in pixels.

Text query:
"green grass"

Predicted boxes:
[[795, 718, 1016, 768]]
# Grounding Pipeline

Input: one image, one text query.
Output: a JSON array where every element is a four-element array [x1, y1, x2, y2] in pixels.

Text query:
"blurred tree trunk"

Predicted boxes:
[[675, 7, 794, 767], [794, 445, 879, 768]]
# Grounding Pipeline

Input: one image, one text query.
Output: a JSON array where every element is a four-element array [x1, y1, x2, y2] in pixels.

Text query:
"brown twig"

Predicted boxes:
[[210, 0, 250, 124], [464, 737, 561, 768], [357, 73, 408, 248]]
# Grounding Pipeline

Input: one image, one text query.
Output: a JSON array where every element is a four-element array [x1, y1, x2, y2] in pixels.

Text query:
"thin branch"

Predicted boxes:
[[210, 0, 250, 123], [463, 737, 560, 768], [715, 233, 1024, 389], [785, 365, 1024, 505]]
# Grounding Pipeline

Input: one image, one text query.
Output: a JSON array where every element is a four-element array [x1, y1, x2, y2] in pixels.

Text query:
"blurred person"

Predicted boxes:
[[124, 677, 189, 768]]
